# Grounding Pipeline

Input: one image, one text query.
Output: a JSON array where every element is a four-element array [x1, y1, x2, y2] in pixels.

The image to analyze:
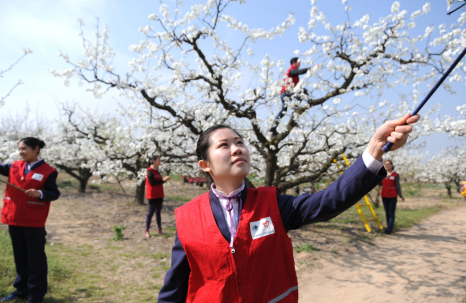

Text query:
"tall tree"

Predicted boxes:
[[51, 1, 465, 192]]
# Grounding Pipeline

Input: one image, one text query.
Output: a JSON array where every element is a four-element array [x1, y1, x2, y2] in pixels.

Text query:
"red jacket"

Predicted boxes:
[[175, 187, 298, 303], [146, 167, 164, 199], [281, 66, 300, 94], [1, 161, 56, 227], [381, 171, 399, 198]]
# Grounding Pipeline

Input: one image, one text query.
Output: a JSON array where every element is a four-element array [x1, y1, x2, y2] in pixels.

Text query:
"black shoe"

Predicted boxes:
[[384, 229, 392, 235]]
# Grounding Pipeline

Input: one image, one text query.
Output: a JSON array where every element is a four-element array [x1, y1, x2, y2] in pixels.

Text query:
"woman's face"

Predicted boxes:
[[18, 142, 38, 162], [152, 157, 161, 167], [200, 128, 250, 182], [384, 161, 393, 172]]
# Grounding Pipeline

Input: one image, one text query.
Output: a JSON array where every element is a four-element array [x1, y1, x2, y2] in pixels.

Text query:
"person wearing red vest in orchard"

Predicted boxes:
[[380, 160, 404, 235], [1, 137, 60, 303], [158, 112, 420, 303], [145, 155, 170, 238], [271, 57, 312, 134]]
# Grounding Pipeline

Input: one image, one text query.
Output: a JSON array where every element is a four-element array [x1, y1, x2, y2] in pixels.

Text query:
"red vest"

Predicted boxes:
[[1, 161, 56, 227], [281, 66, 300, 94], [381, 172, 399, 198], [176, 187, 298, 303], [146, 167, 164, 199]]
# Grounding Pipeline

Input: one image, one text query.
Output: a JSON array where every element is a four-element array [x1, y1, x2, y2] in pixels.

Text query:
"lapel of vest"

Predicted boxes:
[[17, 161, 26, 179], [23, 159, 45, 175], [209, 186, 249, 244]]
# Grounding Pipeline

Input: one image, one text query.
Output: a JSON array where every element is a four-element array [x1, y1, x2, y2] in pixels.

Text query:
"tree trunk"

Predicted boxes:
[[453, 177, 461, 193], [56, 165, 92, 193], [135, 181, 146, 205], [374, 185, 382, 208], [446, 183, 452, 198], [77, 167, 92, 193], [134, 159, 146, 205], [264, 151, 278, 187]]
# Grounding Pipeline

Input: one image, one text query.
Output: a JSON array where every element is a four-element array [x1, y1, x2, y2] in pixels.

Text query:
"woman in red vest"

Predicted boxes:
[[380, 160, 404, 235], [159, 112, 420, 303], [145, 155, 170, 238], [1, 137, 60, 303]]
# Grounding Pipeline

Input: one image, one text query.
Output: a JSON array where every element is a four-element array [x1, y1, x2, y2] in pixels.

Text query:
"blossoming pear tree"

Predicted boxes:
[[50, 1, 466, 193], [0, 48, 32, 107]]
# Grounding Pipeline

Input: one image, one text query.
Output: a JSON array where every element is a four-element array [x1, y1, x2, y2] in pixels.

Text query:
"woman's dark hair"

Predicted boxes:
[[19, 137, 46, 154], [384, 160, 394, 170], [196, 124, 243, 184], [290, 57, 299, 65], [148, 155, 161, 167]]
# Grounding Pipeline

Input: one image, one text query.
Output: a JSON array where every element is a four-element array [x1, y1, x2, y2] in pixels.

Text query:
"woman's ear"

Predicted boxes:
[[198, 160, 211, 173], [34, 146, 40, 155]]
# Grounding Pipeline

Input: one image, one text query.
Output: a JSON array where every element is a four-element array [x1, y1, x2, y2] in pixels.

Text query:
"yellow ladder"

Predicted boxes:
[[333, 154, 383, 233]]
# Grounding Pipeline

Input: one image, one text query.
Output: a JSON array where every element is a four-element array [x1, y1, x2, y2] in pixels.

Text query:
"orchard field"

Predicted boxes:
[[2, 0, 466, 301], [1, 173, 465, 302]]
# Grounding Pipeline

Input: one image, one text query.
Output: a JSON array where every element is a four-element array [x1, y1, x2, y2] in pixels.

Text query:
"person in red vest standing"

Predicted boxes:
[[158, 110, 420, 302], [145, 155, 170, 238], [380, 160, 404, 235], [1, 137, 60, 303], [271, 57, 312, 133]]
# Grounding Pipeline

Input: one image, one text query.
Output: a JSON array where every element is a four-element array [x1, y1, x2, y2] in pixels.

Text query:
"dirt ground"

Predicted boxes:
[[1, 177, 465, 302], [298, 205, 466, 302]]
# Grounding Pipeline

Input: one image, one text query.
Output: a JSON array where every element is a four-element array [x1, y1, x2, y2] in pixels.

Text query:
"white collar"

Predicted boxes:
[[211, 182, 245, 199], [27, 159, 42, 169]]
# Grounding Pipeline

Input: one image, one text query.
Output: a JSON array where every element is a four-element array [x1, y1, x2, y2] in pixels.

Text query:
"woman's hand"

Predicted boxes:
[[25, 189, 41, 198], [367, 113, 421, 160], [401, 197, 405, 202], [163, 176, 170, 182]]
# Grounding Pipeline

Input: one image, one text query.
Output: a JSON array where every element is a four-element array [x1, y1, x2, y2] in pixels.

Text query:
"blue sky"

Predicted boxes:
[[1, 0, 465, 156]]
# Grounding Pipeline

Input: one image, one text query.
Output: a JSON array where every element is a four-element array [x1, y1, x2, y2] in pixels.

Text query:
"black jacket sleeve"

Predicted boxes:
[[40, 172, 61, 201], [276, 154, 387, 231], [158, 232, 191, 303], [148, 170, 164, 186], [289, 68, 309, 77], [0, 163, 12, 177]]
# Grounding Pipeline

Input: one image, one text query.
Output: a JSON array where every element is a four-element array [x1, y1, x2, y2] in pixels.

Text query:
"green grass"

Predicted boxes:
[[57, 180, 78, 188], [169, 195, 192, 202], [327, 204, 445, 231], [0, 230, 162, 302], [295, 243, 319, 253]]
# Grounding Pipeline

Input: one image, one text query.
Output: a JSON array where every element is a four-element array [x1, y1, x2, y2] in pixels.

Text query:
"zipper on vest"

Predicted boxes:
[[232, 251, 242, 301]]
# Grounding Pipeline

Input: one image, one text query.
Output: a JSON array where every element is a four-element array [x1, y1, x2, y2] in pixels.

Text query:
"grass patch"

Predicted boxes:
[[328, 204, 445, 231], [57, 180, 78, 188], [169, 195, 192, 202], [0, 230, 163, 302], [295, 243, 319, 253]]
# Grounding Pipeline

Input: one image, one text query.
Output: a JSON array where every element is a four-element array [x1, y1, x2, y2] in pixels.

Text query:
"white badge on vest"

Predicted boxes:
[[389, 176, 395, 180], [31, 173, 44, 182], [250, 217, 275, 240]]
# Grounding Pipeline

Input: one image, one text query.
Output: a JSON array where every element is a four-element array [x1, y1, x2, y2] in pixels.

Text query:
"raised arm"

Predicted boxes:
[[278, 112, 420, 231], [0, 163, 12, 177], [288, 68, 309, 77], [278, 153, 385, 231]]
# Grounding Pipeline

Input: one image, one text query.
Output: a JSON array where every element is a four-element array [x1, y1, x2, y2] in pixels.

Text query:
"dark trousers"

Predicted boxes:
[[382, 197, 398, 231], [8, 225, 48, 303], [271, 91, 308, 133], [146, 198, 163, 230]]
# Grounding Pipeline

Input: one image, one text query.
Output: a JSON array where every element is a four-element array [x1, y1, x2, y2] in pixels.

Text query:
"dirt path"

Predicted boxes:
[[298, 205, 466, 302]]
